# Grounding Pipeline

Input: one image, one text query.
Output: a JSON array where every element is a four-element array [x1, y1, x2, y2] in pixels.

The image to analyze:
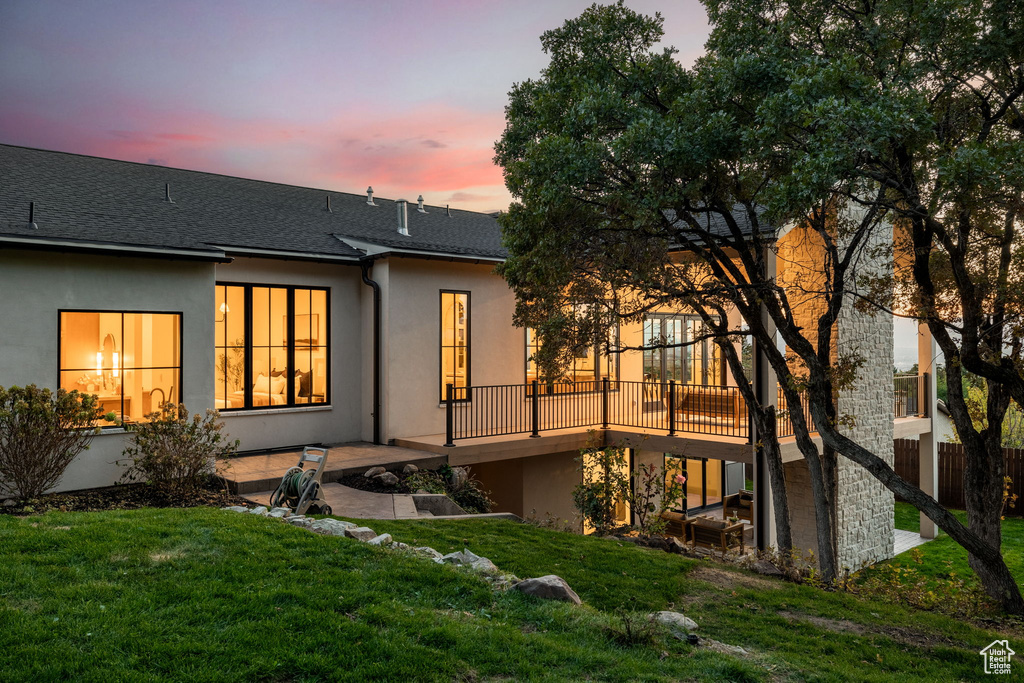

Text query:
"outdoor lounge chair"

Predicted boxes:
[[723, 489, 755, 523], [688, 516, 745, 554]]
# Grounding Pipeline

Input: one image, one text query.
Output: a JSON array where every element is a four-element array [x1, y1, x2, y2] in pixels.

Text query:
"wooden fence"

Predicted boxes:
[[893, 438, 1024, 515]]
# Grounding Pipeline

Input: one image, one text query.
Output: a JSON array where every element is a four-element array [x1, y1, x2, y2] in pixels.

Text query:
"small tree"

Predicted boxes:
[[119, 403, 239, 495], [0, 385, 102, 500], [572, 443, 683, 535]]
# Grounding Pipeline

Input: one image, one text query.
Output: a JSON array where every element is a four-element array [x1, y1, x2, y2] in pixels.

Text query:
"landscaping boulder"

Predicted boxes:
[[411, 546, 444, 562], [402, 463, 419, 474], [288, 517, 313, 529], [391, 541, 410, 550], [363, 466, 386, 478], [651, 610, 698, 636], [441, 548, 498, 573], [267, 507, 291, 518], [311, 519, 357, 536], [703, 638, 750, 658], [222, 506, 248, 513], [367, 533, 393, 546], [248, 506, 268, 516], [447, 466, 469, 488], [343, 526, 378, 542], [664, 536, 686, 554], [512, 575, 582, 605], [374, 472, 400, 486]]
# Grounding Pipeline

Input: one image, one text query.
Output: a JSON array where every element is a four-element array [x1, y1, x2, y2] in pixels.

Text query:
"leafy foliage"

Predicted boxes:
[[572, 443, 683, 535], [405, 464, 494, 514], [0, 385, 101, 499], [118, 403, 239, 495]]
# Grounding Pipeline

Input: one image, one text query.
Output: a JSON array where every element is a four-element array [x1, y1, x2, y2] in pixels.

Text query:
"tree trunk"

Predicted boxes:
[[759, 409, 794, 552]]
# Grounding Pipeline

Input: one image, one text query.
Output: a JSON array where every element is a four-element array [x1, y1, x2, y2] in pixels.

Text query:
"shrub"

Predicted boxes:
[[119, 403, 239, 495], [0, 384, 102, 500], [404, 464, 494, 514]]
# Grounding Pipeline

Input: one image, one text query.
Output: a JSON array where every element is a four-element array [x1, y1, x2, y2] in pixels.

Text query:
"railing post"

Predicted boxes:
[[922, 373, 929, 417], [530, 380, 540, 437], [602, 377, 609, 430], [667, 379, 676, 437], [443, 383, 455, 447]]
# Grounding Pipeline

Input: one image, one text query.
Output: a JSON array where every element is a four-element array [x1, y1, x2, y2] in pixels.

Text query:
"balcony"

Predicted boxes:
[[437, 375, 930, 447]]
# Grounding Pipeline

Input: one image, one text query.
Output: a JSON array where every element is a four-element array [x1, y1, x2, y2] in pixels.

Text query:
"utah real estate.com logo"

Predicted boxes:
[[980, 640, 1015, 675]]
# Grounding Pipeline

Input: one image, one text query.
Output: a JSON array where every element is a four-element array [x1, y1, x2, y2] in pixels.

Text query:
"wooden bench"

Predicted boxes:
[[659, 510, 692, 538], [665, 384, 746, 429], [723, 489, 754, 523], [688, 516, 746, 554]]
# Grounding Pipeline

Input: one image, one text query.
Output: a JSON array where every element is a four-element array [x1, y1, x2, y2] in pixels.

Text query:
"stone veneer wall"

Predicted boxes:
[[834, 221, 894, 570]]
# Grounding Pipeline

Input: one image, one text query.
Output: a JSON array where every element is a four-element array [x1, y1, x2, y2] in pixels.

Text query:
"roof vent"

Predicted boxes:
[[366, 186, 376, 206], [417, 195, 427, 213], [396, 199, 410, 236], [326, 195, 333, 213], [28, 201, 38, 229], [164, 183, 175, 203], [446, 204, 451, 217]]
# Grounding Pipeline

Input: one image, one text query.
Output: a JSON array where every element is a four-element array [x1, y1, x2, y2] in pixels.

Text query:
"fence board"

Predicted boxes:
[[893, 438, 1024, 515]]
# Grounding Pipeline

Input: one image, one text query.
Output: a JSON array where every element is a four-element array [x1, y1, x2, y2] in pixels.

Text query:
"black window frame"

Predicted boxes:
[[57, 308, 184, 425], [439, 289, 471, 402], [216, 282, 331, 411], [643, 313, 726, 386], [524, 321, 620, 395]]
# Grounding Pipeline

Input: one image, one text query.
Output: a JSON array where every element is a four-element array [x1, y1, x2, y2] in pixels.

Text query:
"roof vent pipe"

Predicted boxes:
[[396, 199, 410, 236], [326, 195, 332, 213], [417, 195, 427, 213], [446, 204, 451, 217], [366, 186, 376, 206], [29, 201, 37, 229], [164, 183, 174, 203]]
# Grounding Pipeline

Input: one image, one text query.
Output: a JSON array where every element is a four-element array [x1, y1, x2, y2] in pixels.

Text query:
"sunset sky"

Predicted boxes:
[[0, 0, 711, 213]]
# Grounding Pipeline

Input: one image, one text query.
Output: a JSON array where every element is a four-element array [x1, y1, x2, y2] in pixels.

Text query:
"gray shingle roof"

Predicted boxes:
[[0, 145, 506, 261]]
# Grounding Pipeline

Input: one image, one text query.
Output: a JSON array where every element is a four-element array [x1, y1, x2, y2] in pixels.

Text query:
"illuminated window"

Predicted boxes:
[[215, 283, 329, 410], [440, 291, 470, 401], [643, 314, 724, 386], [59, 311, 182, 425], [525, 321, 618, 393]]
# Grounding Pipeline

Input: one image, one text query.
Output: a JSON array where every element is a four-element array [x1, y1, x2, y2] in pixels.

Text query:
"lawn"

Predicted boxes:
[[890, 501, 1024, 588], [0, 507, 1015, 682]]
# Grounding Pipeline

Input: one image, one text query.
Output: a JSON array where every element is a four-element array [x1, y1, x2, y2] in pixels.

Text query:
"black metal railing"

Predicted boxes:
[[442, 374, 928, 446], [894, 373, 928, 418]]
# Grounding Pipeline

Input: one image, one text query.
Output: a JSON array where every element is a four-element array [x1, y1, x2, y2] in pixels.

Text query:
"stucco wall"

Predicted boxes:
[[214, 257, 365, 452], [0, 249, 214, 492]]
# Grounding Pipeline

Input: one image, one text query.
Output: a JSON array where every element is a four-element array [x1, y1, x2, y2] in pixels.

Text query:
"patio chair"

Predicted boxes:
[[687, 516, 745, 554]]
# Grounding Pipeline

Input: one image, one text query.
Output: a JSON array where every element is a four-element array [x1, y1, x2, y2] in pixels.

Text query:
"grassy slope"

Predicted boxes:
[[891, 501, 1024, 588], [0, 508, 1014, 682]]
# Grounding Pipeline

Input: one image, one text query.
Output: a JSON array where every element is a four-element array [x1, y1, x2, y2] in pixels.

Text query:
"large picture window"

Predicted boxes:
[[643, 314, 724, 386], [216, 283, 329, 410], [440, 291, 470, 401], [525, 322, 618, 393], [59, 311, 182, 425]]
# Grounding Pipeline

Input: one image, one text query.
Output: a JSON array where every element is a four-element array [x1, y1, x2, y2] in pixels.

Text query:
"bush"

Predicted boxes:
[[119, 403, 239, 495], [404, 464, 494, 514], [0, 385, 102, 499]]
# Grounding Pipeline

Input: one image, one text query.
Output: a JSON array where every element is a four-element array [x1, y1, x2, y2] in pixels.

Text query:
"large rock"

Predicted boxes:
[[402, 463, 419, 474], [222, 506, 248, 513], [311, 519, 357, 536], [447, 466, 469, 488], [411, 546, 444, 561], [248, 506, 268, 516], [267, 507, 292, 518], [343, 526, 378, 542], [288, 517, 313, 529], [512, 575, 582, 605], [374, 472, 400, 486], [367, 533, 393, 546], [441, 549, 498, 573], [363, 466, 387, 478], [651, 611, 698, 635]]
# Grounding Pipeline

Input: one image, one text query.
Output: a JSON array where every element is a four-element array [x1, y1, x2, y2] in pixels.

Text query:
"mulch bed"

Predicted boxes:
[[1, 479, 252, 516]]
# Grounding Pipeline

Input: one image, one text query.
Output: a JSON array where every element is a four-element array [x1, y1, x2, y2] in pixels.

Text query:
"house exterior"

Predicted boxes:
[[0, 144, 940, 568]]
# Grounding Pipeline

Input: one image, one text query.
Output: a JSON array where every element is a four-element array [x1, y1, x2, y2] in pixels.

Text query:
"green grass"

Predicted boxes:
[[889, 501, 1024, 588], [0, 508, 1015, 682]]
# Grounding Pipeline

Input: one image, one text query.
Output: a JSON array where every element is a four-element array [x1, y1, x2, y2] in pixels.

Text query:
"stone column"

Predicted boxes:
[[917, 323, 939, 539]]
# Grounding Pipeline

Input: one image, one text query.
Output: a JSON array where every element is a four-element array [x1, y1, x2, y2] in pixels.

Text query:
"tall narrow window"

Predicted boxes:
[[440, 291, 470, 401], [59, 311, 182, 425], [215, 283, 329, 410]]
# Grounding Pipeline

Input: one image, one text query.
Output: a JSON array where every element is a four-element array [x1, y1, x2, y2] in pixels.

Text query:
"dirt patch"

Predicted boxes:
[[0, 479, 252, 516], [779, 610, 964, 649], [689, 565, 783, 591]]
